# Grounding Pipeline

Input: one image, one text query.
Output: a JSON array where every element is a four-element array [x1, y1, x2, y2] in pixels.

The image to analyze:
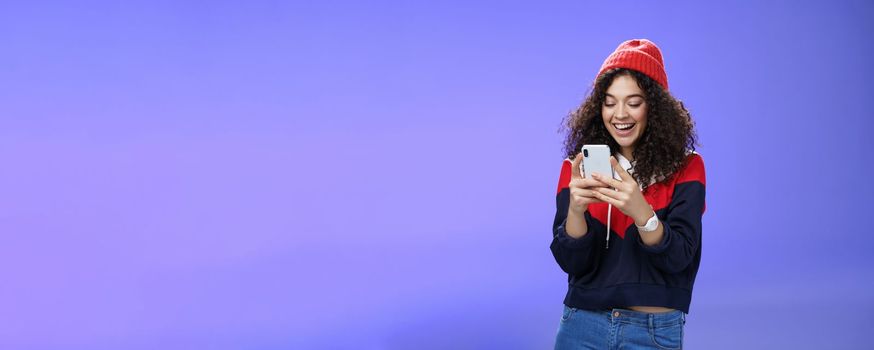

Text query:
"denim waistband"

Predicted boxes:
[[606, 308, 685, 327]]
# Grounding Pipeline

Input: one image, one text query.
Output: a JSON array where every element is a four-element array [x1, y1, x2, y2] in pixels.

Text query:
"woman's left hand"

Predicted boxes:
[[590, 156, 654, 226]]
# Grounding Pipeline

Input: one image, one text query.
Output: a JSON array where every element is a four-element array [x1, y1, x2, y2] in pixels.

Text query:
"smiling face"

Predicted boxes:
[[602, 73, 648, 160]]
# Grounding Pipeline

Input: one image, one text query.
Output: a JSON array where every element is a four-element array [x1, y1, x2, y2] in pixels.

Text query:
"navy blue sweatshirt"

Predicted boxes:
[[550, 153, 705, 313]]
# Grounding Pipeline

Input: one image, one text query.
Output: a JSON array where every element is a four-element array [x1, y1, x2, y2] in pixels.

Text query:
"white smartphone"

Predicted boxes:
[[581, 144, 614, 180]]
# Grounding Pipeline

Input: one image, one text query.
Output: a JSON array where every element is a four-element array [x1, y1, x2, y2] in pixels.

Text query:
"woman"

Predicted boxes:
[[551, 39, 704, 349]]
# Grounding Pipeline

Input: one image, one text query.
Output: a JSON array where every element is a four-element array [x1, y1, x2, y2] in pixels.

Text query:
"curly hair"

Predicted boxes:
[[561, 68, 698, 190]]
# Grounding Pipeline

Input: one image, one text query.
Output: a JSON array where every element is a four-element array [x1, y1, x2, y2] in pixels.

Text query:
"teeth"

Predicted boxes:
[[614, 123, 634, 130]]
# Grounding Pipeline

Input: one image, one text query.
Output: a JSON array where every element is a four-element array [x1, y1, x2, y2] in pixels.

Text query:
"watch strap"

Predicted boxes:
[[636, 212, 659, 232]]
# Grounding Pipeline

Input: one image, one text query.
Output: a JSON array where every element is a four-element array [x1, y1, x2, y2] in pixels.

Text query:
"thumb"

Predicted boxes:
[[611, 156, 632, 181], [571, 152, 583, 179]]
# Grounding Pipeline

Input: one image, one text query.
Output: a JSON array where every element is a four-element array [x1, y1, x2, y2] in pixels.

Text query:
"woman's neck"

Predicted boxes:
[[620, 147, 634, 161]]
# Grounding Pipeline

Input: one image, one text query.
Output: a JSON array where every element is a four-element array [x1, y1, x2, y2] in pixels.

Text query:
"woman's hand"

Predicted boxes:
[[568, 153, 605, 215], [590, 156, 654, 226]]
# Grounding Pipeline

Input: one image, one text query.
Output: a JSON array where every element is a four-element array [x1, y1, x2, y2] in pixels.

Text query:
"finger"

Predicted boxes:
[[574, 197, 603, 207], [582, 197, 604, 205], [574, 185, 606, 202], [574, 191, 603, 203], [592, 190, 622, 207], [572, 182, 609, 195], [594, 186, 628, 202], [591, 172, 623, 189], [583, 188, 605, 199], [571, 188, 600, 200], [610, 156, 634, 182], [576, 178, 608, 189], [571, 152, 583, 179]]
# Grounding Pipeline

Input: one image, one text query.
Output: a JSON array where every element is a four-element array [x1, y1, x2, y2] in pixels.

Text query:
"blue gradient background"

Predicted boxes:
[[2, 1, 873, 349]]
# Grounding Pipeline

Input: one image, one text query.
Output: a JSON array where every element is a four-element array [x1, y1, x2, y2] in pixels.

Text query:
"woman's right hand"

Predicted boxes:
[[568, 152, 605, 215]]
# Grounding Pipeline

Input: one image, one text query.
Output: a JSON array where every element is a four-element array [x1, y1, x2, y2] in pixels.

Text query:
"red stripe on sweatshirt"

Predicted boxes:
[[556, 158, 573, 195]]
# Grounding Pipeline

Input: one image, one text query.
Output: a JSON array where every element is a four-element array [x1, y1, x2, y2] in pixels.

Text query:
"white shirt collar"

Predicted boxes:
[[615, 152, 634, 176]]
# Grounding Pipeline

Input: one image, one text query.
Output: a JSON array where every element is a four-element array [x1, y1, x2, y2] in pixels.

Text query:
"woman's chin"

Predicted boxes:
[[612, 136, 639, 149]]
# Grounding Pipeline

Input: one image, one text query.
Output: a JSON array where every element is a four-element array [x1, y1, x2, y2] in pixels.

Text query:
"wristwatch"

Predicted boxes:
[[636, 212, 660, 233]]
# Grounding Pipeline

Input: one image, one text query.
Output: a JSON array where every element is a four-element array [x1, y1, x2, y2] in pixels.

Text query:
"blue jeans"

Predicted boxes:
[[554, 305, 685, 350]]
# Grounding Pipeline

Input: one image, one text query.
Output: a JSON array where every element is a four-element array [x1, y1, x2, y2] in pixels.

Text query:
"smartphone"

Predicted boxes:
[[581, 144, 614, 180]]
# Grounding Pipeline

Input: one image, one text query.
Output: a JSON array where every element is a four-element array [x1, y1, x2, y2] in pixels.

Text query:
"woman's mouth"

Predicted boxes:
[[613, 123, 636, 136]]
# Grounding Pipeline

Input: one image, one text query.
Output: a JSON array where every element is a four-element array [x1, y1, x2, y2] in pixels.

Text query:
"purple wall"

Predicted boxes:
[[1, 1, 872, 349]]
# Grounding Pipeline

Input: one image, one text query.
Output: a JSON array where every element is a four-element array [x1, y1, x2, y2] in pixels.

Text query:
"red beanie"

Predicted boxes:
[[597, 39, 668, 90]]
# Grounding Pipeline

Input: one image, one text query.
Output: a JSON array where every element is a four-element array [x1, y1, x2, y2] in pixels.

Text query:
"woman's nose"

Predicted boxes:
[[614, 105, 627, 119]]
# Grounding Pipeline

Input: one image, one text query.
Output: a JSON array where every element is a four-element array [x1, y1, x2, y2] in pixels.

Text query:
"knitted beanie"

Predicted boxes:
[[597, 39, 668, 90]]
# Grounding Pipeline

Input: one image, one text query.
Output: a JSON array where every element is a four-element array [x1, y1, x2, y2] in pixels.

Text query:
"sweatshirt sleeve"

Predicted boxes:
[[550, 158, 601, 276], [638, 154, 706, 274]]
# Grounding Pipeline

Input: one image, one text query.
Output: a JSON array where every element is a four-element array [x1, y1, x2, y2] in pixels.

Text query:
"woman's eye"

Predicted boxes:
[[629, 103, 641, 108], [604, 103, 616, 107]]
